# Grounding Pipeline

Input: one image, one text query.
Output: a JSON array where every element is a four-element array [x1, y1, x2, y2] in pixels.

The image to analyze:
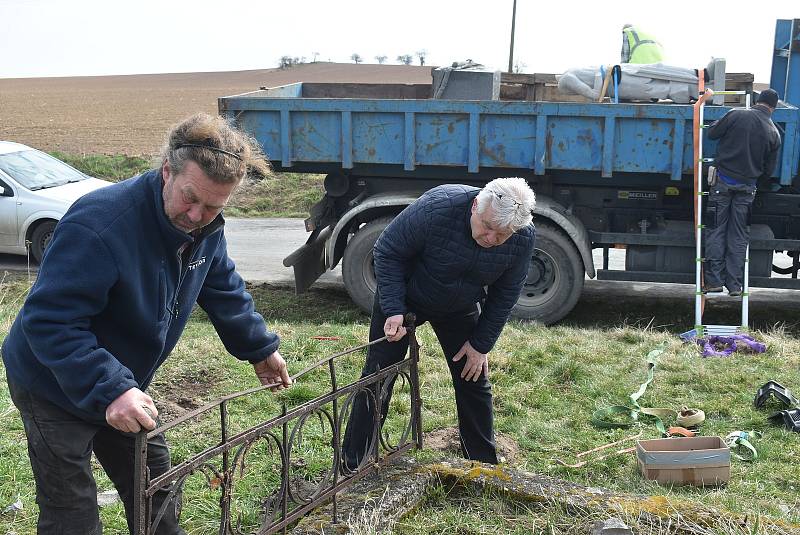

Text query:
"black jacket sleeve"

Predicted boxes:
[[373, 203, 429, 317], [707, 110, 734, 140], [762, 134, 781, 178]]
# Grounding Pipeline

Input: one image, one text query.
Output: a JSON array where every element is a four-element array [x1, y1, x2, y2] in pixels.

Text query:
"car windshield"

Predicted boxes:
[[0, 149, 87, 190]]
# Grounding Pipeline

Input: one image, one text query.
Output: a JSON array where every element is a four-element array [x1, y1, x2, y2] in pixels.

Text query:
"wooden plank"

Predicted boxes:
[[500, 85, 526, 100], [726, 72, 754, 83], [723, 73, 753, 105], [301, 83, 431, 99], [500, 72, 536, 85], [535, 84, 591, 103]]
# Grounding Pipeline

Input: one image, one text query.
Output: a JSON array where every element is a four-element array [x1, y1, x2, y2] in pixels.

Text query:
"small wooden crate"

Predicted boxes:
[[636, 436, 730, 487]]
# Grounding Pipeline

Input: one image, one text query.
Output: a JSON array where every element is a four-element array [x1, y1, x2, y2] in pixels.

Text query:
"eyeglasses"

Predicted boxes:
[[489, 189, 522, 208]]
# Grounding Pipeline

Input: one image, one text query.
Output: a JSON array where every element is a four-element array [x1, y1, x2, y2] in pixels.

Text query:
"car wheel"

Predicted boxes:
[[342, 217, 395, 314], [30, 220, 57, 264], [511, 222, 584, 324]]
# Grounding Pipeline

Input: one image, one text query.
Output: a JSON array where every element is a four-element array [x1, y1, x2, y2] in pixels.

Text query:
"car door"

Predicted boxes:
[[0, 174, 19, 247]]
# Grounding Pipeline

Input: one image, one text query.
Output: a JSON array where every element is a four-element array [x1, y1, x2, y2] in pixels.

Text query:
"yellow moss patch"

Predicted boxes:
[[429, 462, 512, 482]]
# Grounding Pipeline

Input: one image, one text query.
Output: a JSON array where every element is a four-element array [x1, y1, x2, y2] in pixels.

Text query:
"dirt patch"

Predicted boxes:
[[150, 368, 219, 421], [0, 63, 433, 157], [424, 426, 520, 464]]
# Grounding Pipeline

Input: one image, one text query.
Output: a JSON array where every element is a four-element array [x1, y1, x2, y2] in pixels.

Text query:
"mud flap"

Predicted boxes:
[[282, 225, 332, 293]]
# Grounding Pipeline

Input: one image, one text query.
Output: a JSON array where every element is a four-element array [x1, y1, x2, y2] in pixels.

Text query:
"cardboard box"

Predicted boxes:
[[636, 436, 730, 487]]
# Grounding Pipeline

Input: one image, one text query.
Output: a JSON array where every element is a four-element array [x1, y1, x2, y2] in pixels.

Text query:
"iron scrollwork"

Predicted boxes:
[[133, 314, 422, 534]]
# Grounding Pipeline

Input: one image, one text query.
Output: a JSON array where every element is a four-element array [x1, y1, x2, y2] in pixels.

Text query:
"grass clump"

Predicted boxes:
[[49, 151, 152, 182], [226, 172, 324, 218]]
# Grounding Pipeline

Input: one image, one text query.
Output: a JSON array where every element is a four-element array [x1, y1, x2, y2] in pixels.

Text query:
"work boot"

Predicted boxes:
[[727, 287, 742, 297], [702, 285, 723, 294]]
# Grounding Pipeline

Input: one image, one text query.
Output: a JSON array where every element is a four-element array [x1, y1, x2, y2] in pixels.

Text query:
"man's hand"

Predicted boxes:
[[253, 351, 292, 391], [452, 341, 489, 382], [106, 387, 158, 433], [384, 314, 407, 342]]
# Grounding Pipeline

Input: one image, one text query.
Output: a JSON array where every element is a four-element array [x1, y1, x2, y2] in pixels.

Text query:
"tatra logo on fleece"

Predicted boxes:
[[188, 257, 206, 270]]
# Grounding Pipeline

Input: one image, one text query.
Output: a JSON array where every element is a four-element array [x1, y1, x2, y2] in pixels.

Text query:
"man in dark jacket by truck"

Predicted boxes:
[[342, 177, 536, 468], [704, 88, 782, 296], [2, 113, 292, 534]]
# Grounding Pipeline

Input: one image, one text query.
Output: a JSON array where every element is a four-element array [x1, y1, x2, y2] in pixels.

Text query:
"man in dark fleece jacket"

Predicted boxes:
[[2, 113, 291, 534], [342, 177, 536, 468], [704, 88, 782, 296]]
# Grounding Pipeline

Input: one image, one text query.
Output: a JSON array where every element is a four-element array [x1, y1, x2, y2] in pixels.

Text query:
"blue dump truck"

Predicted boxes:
[[219, 19, 800, 325]]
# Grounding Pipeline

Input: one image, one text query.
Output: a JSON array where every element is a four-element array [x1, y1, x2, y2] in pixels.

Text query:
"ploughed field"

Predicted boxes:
[[0, 63, 433, 156]]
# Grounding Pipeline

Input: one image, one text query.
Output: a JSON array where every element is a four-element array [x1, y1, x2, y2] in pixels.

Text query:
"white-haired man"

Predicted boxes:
[[342, 177, 536, 468]]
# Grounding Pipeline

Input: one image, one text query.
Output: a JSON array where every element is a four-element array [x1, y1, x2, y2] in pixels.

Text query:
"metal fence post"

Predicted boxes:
[[133, 431, 149, 535]]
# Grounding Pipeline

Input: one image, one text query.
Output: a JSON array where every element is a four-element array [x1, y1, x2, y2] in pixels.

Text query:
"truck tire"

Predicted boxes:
[[511, 222, 584, 324], [30, 220, 57, 264], [342, 217, 394, 314]]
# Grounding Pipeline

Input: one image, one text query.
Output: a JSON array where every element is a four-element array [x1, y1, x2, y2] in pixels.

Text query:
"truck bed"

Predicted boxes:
[[219, 81, 799, 186]]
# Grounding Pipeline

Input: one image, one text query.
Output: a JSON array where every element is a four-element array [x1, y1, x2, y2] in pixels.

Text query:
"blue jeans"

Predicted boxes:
[[7, 378, 185, 535], [704, 180, 756, 291]]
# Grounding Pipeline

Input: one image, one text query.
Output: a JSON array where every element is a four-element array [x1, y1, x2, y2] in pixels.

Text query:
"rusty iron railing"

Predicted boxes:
[[133, 314, 422, 534]]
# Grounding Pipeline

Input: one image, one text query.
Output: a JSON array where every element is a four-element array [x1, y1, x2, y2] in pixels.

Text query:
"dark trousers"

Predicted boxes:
[[341, 294, 498, 469], [8, 378, 185, 535], [705, 180, 756, 291]]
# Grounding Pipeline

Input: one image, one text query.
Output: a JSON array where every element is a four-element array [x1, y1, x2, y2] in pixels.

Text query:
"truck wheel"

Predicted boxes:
[[512, 222, 584, 324], [342, 217, 394, 314], [30, 220, 57, 264]]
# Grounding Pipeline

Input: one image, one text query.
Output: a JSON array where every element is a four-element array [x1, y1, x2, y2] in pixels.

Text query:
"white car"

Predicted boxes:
[[0, 141, 112, 263]]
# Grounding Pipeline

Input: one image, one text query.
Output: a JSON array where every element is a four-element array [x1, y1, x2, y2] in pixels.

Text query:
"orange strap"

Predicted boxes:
[[666, 426, 696, 438]]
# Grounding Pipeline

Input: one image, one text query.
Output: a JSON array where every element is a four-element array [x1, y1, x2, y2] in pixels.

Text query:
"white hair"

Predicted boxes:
[[475, 177, 536, 231]]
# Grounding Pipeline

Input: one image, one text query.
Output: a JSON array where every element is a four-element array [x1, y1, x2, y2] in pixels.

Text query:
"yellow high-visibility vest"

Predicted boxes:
[[623, 27, 664, 64]]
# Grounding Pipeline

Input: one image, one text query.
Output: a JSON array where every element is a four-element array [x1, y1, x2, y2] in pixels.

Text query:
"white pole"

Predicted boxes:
[[742, 91, 751, 329], [695, 98, 705, 330]]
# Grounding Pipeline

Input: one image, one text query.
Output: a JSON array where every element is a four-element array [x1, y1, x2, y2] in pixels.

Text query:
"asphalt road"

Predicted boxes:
[[2, 217, 798, 319], [0, 218, 338, 285]]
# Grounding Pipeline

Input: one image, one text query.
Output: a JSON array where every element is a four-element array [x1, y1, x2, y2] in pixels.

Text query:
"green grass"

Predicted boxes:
[[225, 172, 324, 218], [50, 151, 152, 183], [1, 276, 799, 534], [50, 152, 325, 218]]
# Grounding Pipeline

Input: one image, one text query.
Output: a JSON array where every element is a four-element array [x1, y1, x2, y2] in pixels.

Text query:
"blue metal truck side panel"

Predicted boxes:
[[771, 19, 800, 108], [220, 91, 799, 186]]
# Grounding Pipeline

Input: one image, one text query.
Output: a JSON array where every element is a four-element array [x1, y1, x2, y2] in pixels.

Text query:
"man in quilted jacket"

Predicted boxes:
[[342, 177, 536, 467]]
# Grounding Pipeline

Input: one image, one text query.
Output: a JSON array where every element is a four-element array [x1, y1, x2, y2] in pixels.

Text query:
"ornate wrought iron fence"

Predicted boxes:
[[133, 315, 422, 534]]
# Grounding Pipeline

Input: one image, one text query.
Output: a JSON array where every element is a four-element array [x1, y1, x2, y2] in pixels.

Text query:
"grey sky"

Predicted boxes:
[[1, 0, 795, 81]]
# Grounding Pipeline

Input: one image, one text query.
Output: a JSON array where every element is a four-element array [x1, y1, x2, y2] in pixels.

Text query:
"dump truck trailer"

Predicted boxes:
[[219, 19, 800, 325]]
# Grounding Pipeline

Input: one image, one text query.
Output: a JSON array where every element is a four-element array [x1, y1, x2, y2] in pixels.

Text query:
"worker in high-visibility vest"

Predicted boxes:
[[621, 24, 664, 64]]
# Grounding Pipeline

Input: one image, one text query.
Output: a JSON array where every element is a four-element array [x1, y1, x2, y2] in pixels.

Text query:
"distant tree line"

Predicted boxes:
[[278, 51, 428, 69]]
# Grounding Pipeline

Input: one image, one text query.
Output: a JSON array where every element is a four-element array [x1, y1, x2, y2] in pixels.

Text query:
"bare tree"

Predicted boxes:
[[396, 54, 413, 65], [416, 50, 427, 66], [312, 51, 320, 63], [513, 61, 527, 74], [351, 53, 363, 64], [278, 56, 307, 69], [375, 55, 388, 64]]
